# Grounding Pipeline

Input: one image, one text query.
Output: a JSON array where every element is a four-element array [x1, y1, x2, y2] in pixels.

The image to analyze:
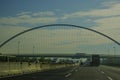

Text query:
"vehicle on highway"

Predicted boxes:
[[91, 55, 100, 66]]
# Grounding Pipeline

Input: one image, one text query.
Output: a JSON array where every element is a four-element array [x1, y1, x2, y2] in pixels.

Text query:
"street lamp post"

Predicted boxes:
[[7, 55, 10, 74], [33, 45, 35, 56], [113, 47, 116, 57], [18, 41, 22, 72], [18, 41, 20, 56], [113, 46, 116, 65]]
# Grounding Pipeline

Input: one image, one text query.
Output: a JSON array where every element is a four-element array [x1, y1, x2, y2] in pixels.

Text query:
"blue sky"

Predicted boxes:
[[0, 0, 103, 16], [0, 0, 105, 27], [0, 0, 119, 27], [0, 0, 120, 55]]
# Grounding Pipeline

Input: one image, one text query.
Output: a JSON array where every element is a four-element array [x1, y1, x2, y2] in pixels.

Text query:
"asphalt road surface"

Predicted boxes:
[[0, 65, 120, 80]]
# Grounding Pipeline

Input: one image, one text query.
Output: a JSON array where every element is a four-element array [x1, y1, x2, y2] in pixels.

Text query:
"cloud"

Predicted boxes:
[[62, 1, 120, 19], [17, 11, 55, 17], [1, 1, 120, 26], [33, 11, 55, 17], [101, 0, 120, 7], [0, 16, 58, 25], [17, 12, 31, 16], [60, 1, 120, 45], [0, 11, 58, 25], [61, 1, 120, 44]]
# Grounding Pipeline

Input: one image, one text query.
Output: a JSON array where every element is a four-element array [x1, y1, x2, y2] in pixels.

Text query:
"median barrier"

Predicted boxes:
[[0, 62, 75, 78]]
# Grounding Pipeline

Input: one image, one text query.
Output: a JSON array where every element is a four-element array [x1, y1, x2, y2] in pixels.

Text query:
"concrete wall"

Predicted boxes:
[[0, 62, 69, 78]]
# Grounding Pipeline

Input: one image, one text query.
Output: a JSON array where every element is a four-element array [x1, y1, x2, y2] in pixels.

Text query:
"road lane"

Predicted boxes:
[[67, 66, 109, 80], [0, 66, 75, 80], [0, 65, 120, 80], [99, 65, 120, 80]]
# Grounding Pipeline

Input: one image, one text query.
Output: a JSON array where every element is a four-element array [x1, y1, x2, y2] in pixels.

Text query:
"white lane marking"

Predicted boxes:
[[65, 73, 72, 77], [101, 71, 105, 74], [66, 67, 77, 74], [107, 76, 113, 80], [75, 69, 78, 72]]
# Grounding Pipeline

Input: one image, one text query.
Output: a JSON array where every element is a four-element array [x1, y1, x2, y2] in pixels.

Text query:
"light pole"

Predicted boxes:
[[7, 55, 10, 74], [18, 41, 20, 56], [113, 46, 116, 64], [113, 47, 116, 57], [33, 45, 35, 56], [17, 41, 20, 63], [18, 41, 22, 72], [33, 45, 36, 62]]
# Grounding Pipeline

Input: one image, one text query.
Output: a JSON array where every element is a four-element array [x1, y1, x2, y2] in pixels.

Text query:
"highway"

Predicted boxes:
[[0, 65, 120, 80]]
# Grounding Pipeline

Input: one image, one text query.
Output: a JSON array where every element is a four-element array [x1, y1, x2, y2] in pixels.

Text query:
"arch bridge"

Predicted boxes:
[[0, 24, 120, 48], [0, 24, 120, 66]]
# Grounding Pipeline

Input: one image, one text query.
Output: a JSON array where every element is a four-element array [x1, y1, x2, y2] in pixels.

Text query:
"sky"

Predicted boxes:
[[0, 0, 120, 55]]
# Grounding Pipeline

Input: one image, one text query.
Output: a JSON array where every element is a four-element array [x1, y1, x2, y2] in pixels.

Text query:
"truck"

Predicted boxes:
[[91, 55, 100, 66]]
